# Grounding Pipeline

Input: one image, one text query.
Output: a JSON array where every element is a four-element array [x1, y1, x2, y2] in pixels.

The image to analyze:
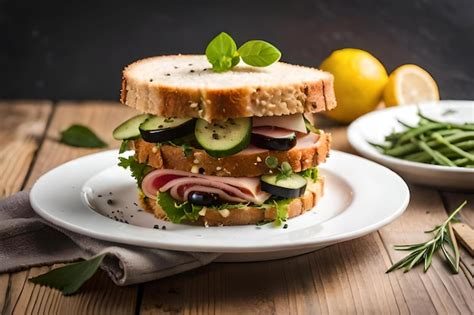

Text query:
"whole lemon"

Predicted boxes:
[[320, 48, 388, 123]]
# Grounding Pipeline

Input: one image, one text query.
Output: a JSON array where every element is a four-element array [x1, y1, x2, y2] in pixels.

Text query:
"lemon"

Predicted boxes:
[[384, 64, 439, 107], [320, 48, 388, 123]]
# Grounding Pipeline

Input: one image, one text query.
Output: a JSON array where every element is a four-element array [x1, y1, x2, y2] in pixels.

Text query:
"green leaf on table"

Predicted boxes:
[[238, 40, 281, 67], [29, 254, 105, 296], [60, 124, 107, 148], [205, 32, 240, 72]]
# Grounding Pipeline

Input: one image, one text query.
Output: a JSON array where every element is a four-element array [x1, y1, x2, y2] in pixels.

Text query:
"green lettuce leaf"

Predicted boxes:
[[157, 191, 203, 223], [273, 198, 292, 227], [299, 167, 319, 182]]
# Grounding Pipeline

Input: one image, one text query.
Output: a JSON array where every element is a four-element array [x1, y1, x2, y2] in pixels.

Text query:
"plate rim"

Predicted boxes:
[[348, 100, 474, 175], [30, 150, 410, 253]]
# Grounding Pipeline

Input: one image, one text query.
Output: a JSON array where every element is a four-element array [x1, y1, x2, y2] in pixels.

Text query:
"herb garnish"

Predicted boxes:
[[118, 156, 152, 185], [206, 32, 281, 72], [276, 162, 293, 182], [386, 200, 467, 273], [265, 156, 278, 169], [60, 125, 107, 148], [29, 254, 105, 295]]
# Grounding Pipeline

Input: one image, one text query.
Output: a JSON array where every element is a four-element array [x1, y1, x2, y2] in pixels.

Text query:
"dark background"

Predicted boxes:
[[1, 0, 473, 101]]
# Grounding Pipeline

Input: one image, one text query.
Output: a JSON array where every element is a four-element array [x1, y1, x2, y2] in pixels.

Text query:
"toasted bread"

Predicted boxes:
[[133, 132, 330, 177], [140, 177, 324, 226], [121, 55, 336, 122]]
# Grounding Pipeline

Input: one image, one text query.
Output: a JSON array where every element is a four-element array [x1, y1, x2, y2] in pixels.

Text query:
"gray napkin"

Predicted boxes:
[[0, 191, 220, 285]]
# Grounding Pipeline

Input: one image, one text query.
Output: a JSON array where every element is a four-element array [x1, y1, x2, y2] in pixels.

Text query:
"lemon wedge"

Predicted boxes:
[[384, 64, 439, 107]]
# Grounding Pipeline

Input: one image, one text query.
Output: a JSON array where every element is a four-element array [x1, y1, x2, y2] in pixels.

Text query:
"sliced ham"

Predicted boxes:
[[182, 186, 247, 203], [253, 114, 307, 134], [295, 133, 320, 149], [252, 127, 295, 139], [141, 169, 271, 204]]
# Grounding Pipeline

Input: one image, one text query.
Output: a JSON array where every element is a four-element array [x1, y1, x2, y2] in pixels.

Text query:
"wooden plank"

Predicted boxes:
[[0, 101, 52, 197], [440, 191, 474, 285], [140, 233, 407, 314], [6, 101, 139, 315], [379, 185, 474, 314], [0, 101, 53, 314], [453, 223, 474, 256]]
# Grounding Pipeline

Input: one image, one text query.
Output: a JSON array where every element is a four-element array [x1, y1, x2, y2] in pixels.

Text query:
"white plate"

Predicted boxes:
[[30, 150, 409, 262], [348, 100, 474, 191]]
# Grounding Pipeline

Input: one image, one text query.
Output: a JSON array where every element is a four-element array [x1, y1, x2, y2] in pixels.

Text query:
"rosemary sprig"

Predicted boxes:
[[386, 200, 467, 274]]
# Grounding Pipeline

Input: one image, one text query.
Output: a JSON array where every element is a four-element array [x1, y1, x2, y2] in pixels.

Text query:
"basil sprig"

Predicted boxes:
[[205, 32, 281, 72]]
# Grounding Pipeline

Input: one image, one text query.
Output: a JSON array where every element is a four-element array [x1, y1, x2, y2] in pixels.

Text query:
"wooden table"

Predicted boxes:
[[0, 101, 473, 314]]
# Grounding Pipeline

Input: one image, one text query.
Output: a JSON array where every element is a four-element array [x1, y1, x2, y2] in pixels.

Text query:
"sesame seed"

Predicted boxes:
[[216, 166, 222, 171]]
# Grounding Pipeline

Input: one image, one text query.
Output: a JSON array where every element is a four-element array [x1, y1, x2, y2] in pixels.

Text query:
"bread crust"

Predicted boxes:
[[140, 177, 324, 226], [121, 55, 337, 122], [133, 132, 331, 178]]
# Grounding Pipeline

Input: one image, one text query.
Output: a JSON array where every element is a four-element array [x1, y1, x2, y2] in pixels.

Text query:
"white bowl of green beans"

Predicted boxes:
[[348, 100, 474, 191]]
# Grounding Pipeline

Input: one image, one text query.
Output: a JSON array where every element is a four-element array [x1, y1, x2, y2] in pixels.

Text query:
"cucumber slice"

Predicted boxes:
[[139, 116, 195, 143], [260, 173, 307, 198], [112, 114, 150, 140], [195, 118, 251, 157]]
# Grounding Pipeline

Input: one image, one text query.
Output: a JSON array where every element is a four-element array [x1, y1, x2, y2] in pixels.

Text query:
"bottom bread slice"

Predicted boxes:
[[139, 177, 324, 226]]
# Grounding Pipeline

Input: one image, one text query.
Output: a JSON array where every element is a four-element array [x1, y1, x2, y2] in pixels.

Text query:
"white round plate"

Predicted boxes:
[[30, 150, 409, 262], [348, 100, 474, 191]]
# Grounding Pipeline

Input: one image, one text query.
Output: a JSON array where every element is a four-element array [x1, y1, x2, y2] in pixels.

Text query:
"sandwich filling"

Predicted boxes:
[[115, 112, 328, 226]]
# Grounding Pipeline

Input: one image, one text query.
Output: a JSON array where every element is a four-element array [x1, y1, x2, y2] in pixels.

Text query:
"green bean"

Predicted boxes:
[[426, 129, 462, 137], [453, 157, 469, 166], [466, 165, 474, 168], [397, 123, 451, 144], [397, 119, 416, 129], [403, 141, 474, 162], [432, 133, 474, 162], [415, 139, 456, 166], [368, 141, 390, 151], [385, 132, 474, 157], [418, 112, 474, 131]]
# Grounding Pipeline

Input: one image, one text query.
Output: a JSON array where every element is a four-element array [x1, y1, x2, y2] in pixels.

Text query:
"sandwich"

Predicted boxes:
[[113, 37, 336, 227]]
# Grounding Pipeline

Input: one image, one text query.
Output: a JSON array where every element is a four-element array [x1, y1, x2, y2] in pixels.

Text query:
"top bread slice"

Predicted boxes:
[[121, 55, 337, 122]]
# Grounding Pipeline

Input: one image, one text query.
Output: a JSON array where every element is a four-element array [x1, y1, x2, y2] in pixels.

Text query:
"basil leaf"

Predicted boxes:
[[205, 32, 239, 72], [60, 125, 107, 148], [238, 40, 281, 67], [29, 254, 105, 296]]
